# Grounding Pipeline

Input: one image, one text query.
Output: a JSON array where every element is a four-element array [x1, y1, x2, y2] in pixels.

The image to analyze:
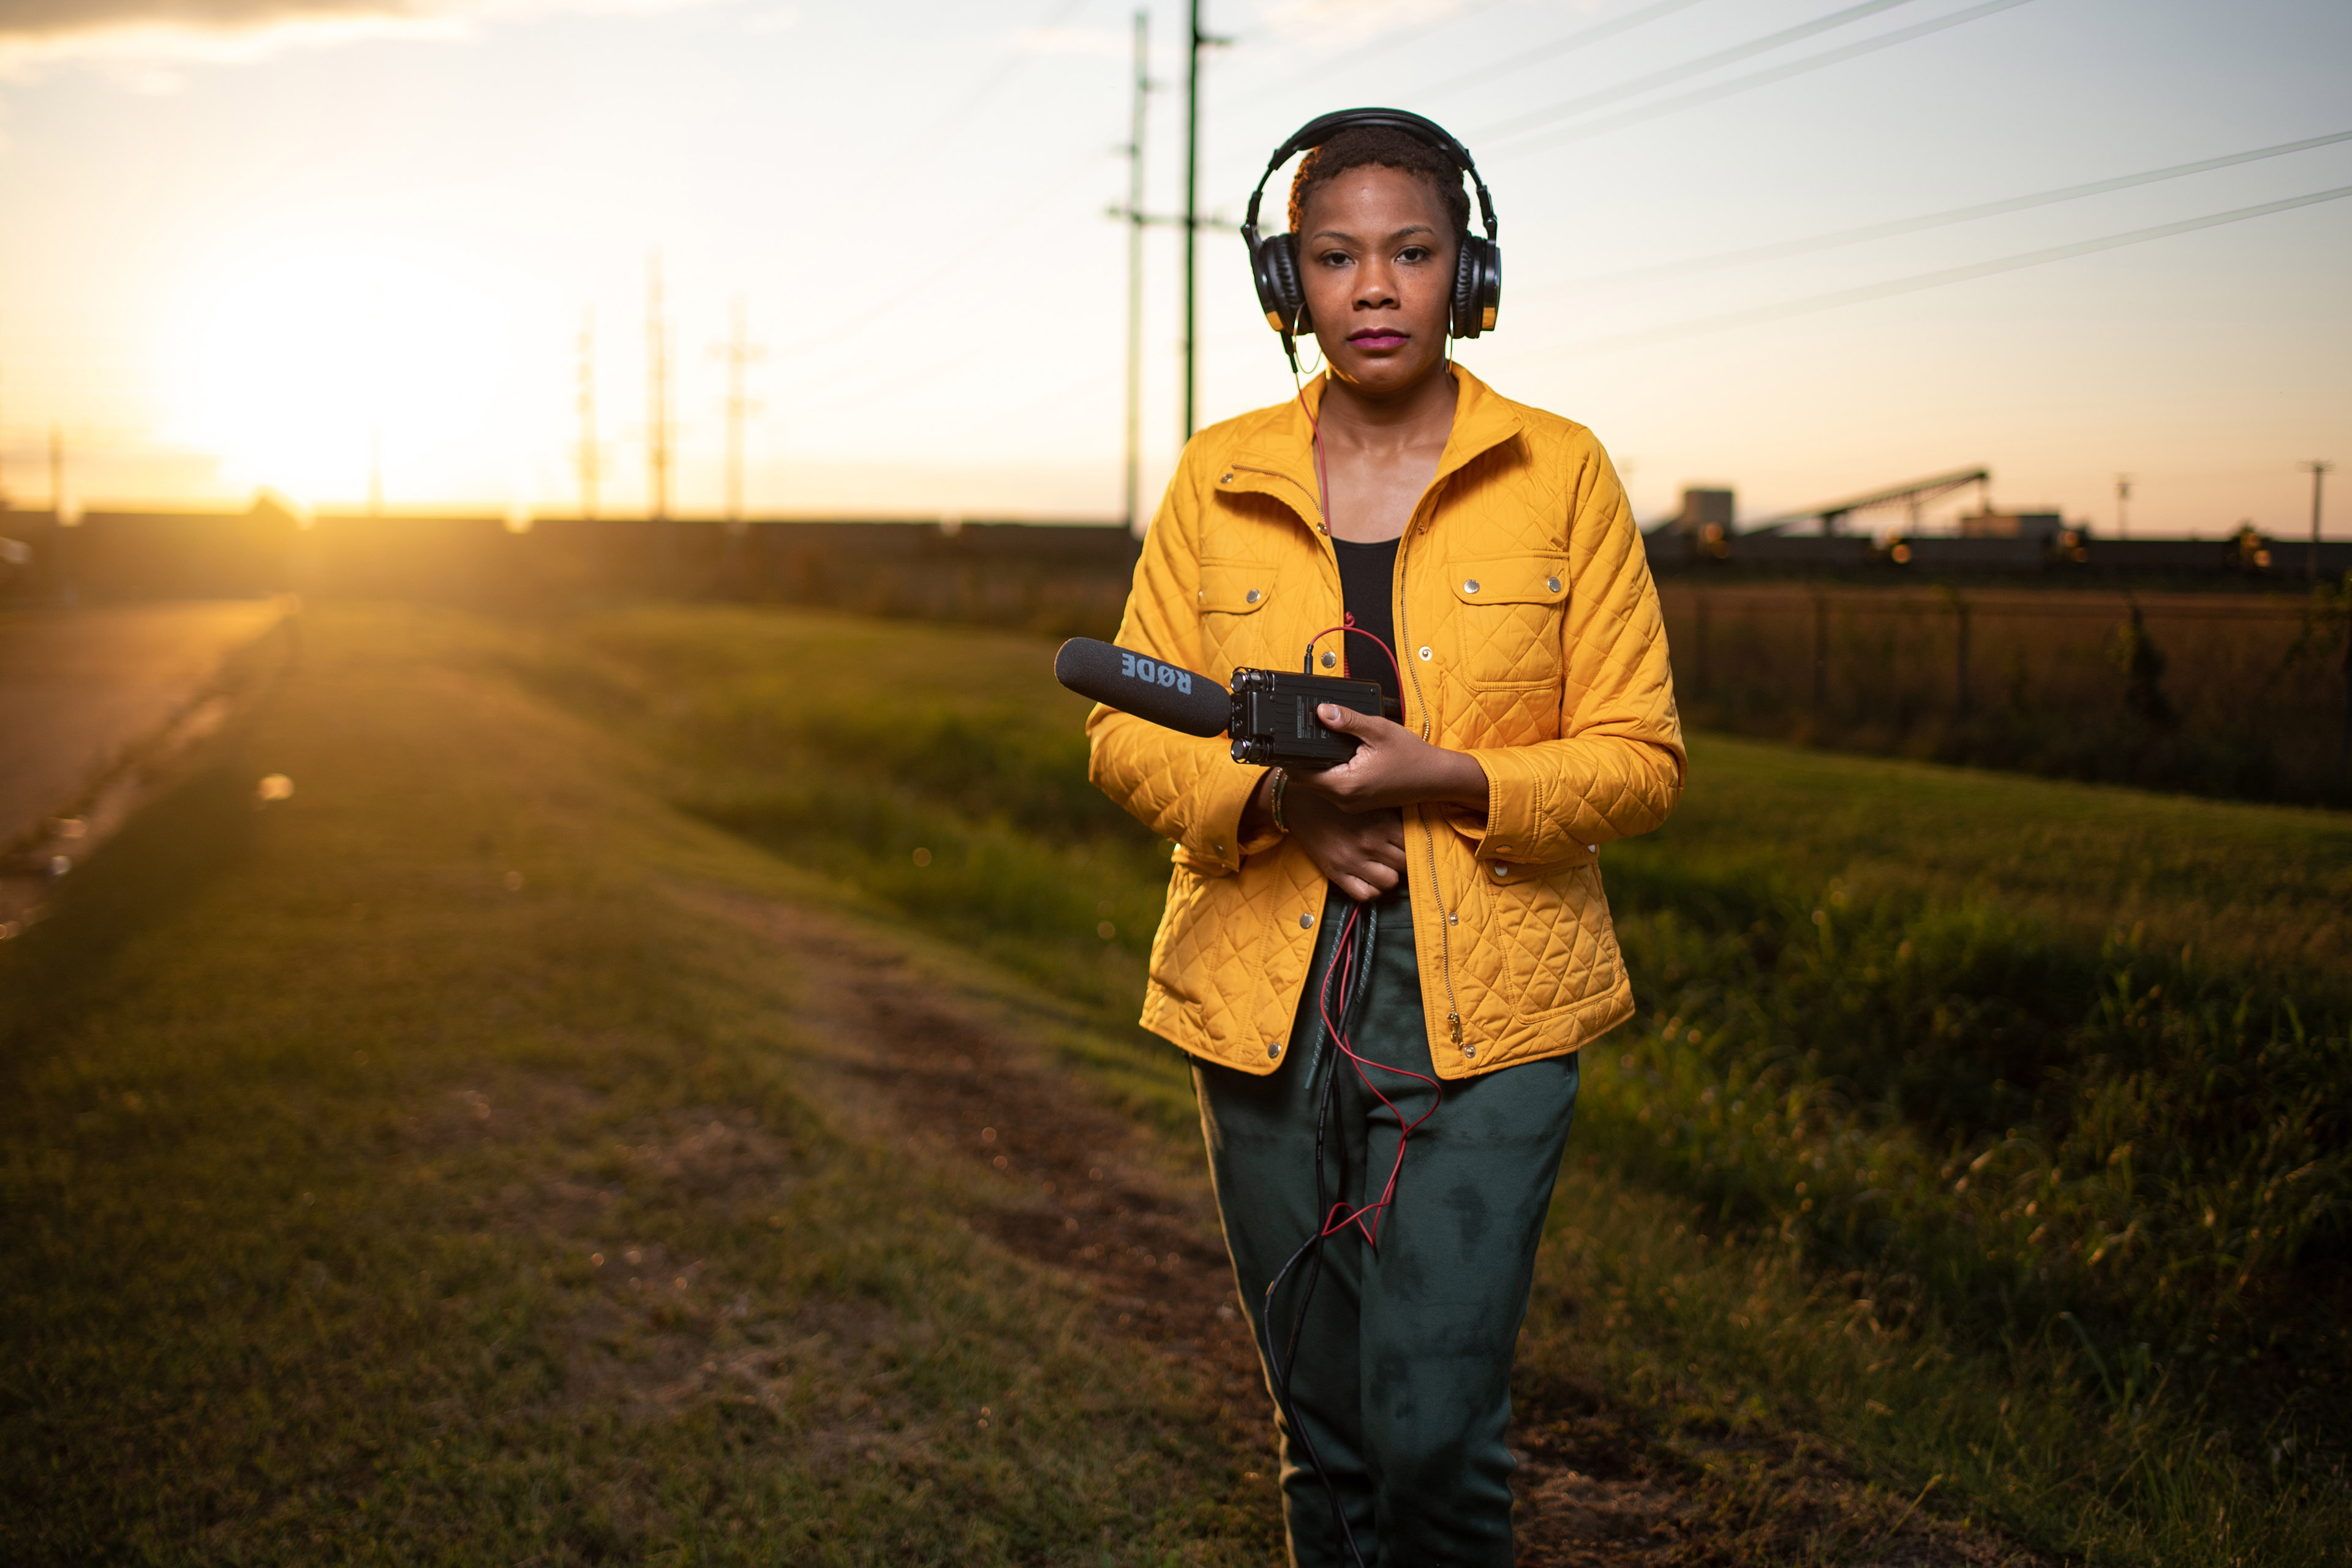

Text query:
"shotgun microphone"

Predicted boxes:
[[1054, 638, 1385, 767], [1054, 638, 1231, 737]]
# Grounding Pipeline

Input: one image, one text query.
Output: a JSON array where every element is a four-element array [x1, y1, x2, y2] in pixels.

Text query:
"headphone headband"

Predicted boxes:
[[1239, 107, 1503, 364], [1241, 107, 1499, 247]]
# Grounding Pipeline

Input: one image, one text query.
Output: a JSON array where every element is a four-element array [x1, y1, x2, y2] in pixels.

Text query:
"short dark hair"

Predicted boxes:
[[1287, 124, 1471, 239]]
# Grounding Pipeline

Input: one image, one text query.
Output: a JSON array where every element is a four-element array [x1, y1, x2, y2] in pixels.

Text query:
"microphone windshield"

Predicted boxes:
[[1055, 638, 1230, 738]]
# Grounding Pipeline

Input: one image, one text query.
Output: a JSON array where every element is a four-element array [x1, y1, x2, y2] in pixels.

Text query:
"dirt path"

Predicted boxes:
[[684, 884, 2042, 1567]]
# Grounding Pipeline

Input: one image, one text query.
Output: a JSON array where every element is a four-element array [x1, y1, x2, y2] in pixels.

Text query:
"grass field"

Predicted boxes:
[[4, 600, 2346, 1563]]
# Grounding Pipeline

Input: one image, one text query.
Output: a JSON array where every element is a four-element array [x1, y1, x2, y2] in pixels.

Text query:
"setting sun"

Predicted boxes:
[[159, 236, 519, 508]]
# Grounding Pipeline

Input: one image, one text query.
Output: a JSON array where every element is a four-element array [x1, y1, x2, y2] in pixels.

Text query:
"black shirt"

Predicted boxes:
[[1331, 536, 1403, 717]]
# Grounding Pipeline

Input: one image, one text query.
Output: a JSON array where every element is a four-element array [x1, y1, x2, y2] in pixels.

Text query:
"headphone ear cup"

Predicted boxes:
[[1254, 232, 1308, 335], [1452, 235, 1501, 339]]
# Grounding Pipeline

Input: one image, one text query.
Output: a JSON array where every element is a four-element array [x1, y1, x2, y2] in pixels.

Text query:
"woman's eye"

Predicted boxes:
[[1317, 251, 1352, 268], [1398, 246, 1431, 263]]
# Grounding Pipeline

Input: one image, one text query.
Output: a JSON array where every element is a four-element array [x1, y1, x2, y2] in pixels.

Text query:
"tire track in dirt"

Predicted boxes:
[[682, 883, 2045, 1566]]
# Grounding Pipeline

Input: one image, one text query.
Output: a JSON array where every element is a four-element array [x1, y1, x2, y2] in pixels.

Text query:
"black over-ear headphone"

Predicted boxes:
[[1241, 107, 1501, 371]]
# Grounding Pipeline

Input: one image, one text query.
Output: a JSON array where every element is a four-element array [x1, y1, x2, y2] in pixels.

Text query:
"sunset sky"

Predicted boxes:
[[0, 0, 2344, 534]]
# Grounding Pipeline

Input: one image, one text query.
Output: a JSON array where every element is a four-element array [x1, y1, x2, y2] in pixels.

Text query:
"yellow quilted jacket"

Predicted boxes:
[[1087, 366, 1684, 1080]]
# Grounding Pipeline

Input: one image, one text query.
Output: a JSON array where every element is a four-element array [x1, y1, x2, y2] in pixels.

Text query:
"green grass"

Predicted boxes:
[[9, 599, 2347, 1563], [522, 601, 2352, 1564], [1632, 731, 2352, 996], [0, 605, 1265, 1564]]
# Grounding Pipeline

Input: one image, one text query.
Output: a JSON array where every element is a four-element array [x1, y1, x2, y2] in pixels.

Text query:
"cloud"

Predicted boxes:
[[0, 0, 725, 72]]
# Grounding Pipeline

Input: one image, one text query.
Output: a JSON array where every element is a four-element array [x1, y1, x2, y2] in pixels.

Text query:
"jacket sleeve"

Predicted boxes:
[[1462, 431, 1686, 863], [1085, 440, 1268, 875]]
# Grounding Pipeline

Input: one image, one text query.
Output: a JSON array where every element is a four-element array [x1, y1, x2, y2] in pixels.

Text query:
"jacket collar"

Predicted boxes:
[[1223, 364, 1526, 528]]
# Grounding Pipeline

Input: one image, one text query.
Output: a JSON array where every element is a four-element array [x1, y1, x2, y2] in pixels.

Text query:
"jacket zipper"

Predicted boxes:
[[1395, 510, 1464, 1048], [1243, 457, 1468, 1049]]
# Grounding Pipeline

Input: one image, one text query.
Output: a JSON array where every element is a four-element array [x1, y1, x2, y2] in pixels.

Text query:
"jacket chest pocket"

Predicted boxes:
[[1197, 557, 1276, 672], [1444, 554, 1566, 688]]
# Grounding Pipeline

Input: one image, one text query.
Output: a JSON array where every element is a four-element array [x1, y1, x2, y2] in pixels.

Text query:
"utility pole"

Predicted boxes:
[[2307, 460, 2334, 582], [1122, 8, 1150, 538], [2115, 474, 2132, 540], [1180, 1, 1228, 442], [48, 423, 72, 607], [576, 308, 600, 521], [715, 296, 765, 529], [646, 251, 672, 523]]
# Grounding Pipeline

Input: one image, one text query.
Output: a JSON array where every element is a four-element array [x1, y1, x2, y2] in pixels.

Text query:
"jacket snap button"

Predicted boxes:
[[1447, 913, 1458, 925], [1463, 1044, 1477, 1060], [1462, 579, 1480, 594], [1245, 589, 1261, 604], [1320, 650, 1337, 668], [1417, 646, 1432, 661], [1221, 472, 1234, 483], [1491, 864, 1509, 880], [1267, 1041, 1282, 1059], [1547, 576, 1562, 594], [1299, 912, 1314, 929]]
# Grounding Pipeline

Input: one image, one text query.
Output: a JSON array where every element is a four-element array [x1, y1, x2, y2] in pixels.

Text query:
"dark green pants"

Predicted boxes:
[[1194, 883, 1580, 1568]]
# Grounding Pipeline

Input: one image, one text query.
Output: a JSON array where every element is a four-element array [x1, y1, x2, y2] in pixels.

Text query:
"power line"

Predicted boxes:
[[1121, 7, 1151, 538], [1515, 183, 2352, 357], [1183, 0, 1232, 440], [1471, 0, 1926, 146], [784, 148, 1106, 373], [714, 296, 765, 527], [575, 307, 599, 521], [1556, 128, 2352, 289], [881, 0, 1095, 170], [1480, 0, 2040, 157], [1254, 0, 1516, 96], [1415, 0, 1715, 104], [646, 251, 671, 522], [2304, 460, 2333, 581]]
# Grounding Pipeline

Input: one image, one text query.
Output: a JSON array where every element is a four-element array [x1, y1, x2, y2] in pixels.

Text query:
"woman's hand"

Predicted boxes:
[[1287, 705, 1489, 815], [1279, 785, 1410, 903]]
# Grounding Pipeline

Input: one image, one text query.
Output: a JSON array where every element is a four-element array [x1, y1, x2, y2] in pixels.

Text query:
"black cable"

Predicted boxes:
[[1258, 897, 1381, 1568]]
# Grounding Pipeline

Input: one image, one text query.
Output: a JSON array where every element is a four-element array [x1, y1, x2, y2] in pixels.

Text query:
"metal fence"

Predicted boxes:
[[1659, 582, 2352, 805]]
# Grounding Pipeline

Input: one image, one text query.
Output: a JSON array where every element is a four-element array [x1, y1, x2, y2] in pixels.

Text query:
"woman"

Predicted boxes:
[[1085, 110, 1684, 1566]]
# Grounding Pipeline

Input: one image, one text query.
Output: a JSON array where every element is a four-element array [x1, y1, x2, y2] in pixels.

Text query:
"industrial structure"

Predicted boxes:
[[1642, 471, 2350, 579]]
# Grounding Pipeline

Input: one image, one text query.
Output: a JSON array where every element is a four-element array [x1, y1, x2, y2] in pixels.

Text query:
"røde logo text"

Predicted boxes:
[[1119, 650, 1192, 696]]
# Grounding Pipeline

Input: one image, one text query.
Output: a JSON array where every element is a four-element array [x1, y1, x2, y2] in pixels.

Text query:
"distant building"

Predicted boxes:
[[1957, 510, 2063, 542], [1664, 487, 1735, 538]]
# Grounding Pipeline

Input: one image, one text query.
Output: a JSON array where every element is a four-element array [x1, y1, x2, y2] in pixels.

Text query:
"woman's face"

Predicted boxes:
[[1297, 164, 1458, 398]]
